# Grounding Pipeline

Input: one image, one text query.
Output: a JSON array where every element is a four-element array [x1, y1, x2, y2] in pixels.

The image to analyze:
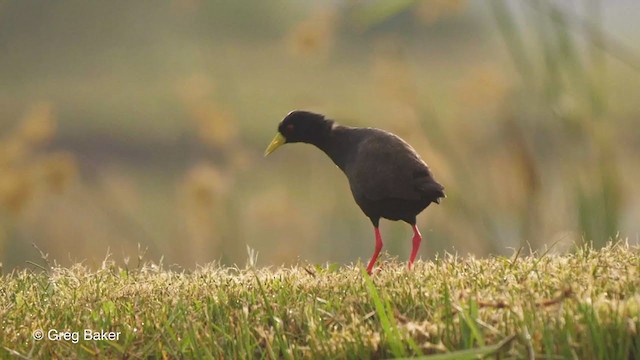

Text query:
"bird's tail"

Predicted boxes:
[[420, 181, 445, 204], [433, 190, 446, 204]]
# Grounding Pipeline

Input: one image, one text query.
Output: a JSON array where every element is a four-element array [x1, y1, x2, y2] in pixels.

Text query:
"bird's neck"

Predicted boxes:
[[312, 123, 354, 172]]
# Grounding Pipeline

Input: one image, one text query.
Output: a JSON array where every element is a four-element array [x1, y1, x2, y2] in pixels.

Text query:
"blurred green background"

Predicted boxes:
[[1, 0, 639, 270]]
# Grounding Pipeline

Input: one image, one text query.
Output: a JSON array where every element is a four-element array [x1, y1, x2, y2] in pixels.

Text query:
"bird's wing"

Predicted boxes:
[[347, 131, 441, 202]]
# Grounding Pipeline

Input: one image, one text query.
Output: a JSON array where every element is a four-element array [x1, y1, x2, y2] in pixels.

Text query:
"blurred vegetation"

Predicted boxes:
[[0, 0, 639, 270]]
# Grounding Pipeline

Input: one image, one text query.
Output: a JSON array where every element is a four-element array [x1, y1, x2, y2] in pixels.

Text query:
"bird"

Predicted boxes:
[[264, 110, 445, 274]]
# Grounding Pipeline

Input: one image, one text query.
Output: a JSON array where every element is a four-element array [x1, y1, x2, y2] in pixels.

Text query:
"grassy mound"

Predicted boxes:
[[1, 241, 639, 359]]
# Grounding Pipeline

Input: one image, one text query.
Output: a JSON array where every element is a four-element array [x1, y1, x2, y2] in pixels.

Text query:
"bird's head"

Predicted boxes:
[[264, 110, 333, 156]]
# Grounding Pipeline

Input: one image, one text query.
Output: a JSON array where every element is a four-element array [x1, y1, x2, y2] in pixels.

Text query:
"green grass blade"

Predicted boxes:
[[396, 334, 515, 360], [363, 269, 407, 358]]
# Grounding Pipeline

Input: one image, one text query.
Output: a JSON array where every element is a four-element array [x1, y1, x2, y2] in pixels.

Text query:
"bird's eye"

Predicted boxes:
[[286, 124, 295, 132]]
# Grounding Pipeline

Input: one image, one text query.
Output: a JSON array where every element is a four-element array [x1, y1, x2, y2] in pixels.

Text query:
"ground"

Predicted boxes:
[[1, 241, 638, 359]]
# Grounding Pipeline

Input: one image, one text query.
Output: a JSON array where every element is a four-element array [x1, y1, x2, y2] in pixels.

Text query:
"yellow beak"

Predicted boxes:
[[264, 132, 286, 156]]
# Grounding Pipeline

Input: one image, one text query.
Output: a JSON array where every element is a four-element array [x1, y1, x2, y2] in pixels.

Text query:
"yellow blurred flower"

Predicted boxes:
[[0, 170, 33, 214], [0, 138, 27, 168], [177, 75, 239, 148], [229, 147, 252, 173], [39, 152, 78, 194], [0, 102, 77, 215], [18, 102, 56, 147], [178, 163, 228, 260], [191, 105, 238, 147], [182, 163, 227, 212], [287, 9, 337, 58]]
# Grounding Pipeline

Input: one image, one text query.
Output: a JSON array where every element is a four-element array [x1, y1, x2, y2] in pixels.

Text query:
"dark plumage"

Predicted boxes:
[[265, 110, 445, 274]]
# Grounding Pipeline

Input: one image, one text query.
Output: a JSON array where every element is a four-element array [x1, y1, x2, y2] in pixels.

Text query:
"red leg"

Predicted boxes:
[[366, 227, 383, 275], [408, 224, 422, 269]]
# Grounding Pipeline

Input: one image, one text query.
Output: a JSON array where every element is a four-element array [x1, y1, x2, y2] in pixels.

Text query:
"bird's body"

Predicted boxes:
[[315, 125, 443, 225], [265, 111, 445, 274]]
